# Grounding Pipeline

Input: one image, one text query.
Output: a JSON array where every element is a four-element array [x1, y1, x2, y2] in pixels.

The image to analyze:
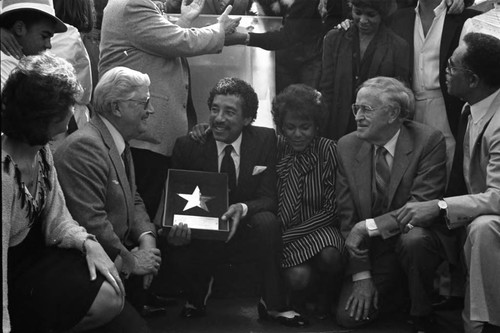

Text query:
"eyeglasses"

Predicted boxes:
[[121, 97, 151, 110], [446, 58, 474, 75], [351, 104, 385, 118]]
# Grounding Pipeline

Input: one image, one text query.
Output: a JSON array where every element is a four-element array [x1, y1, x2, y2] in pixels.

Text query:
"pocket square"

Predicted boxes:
[[252, 166, 267, 176]]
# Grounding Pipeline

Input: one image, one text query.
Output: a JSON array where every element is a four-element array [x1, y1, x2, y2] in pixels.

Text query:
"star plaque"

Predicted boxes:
[[155, 169, 229, 240]]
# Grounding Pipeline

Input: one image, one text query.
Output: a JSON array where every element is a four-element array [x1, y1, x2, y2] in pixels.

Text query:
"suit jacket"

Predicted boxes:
[[336, 121, 451, 273], [54, 115, 155, 275], [446, 91, 500, 227], [171, 126, 278, 217], [389, 8, 479, 136], [320, 24, 410, 140], [99, 0, 224, 157]]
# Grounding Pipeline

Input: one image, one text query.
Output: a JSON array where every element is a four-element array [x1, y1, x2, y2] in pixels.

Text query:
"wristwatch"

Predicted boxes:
[[438, 200, 448, 218], [365, 218, 377, 231]]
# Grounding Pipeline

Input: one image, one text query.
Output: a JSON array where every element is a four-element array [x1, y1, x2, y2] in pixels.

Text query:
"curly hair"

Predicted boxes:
[[357, 76, 414, 120], [207, 77, 258, 122], [271, 84, 325, 134], [349, 0, 393, 19], [1, 53, 82, 146], [462, 32, 500, 88]]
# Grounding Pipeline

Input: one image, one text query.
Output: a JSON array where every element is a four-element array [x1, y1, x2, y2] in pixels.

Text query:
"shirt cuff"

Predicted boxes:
[[352, 271, 372, 282], [241, 203, 248, 218], [138, 231, 155, 242], [365, 218, 380, 237]]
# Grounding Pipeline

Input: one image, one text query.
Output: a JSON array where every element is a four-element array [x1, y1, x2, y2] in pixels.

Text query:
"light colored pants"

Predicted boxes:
[[462, 215, 500, 333]]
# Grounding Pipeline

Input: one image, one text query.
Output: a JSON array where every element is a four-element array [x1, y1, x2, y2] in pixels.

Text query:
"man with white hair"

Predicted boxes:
[[54, 67, 159, 330]]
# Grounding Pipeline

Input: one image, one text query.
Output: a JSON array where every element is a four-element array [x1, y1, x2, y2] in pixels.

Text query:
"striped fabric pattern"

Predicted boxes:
[[277, 136, 345, 268]]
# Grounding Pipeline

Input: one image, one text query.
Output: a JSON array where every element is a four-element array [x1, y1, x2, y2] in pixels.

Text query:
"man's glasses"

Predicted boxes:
[[446, 58, 474, 75], [122, 97, 151, 110], [351, 104, 385, 118]]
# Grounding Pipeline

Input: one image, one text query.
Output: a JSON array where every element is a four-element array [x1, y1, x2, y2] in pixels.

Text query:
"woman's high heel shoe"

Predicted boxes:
[[257, 301, 309, 327]]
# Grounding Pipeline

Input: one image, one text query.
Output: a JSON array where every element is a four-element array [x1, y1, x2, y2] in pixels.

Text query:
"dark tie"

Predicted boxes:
[[372, 146, 390, 216], [446, 105, 471, 196], [221, 145, 236, 192], [121, 143, 132, 190]]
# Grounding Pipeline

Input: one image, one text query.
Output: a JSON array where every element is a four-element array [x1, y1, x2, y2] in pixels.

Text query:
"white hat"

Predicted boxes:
[[1, 0, 67, 33]]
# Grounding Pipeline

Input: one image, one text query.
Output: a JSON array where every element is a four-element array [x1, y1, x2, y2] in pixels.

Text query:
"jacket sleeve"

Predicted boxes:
[[123, 0, 224, 58]]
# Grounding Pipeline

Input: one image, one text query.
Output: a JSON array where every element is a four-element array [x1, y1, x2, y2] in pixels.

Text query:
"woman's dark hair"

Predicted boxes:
[[207, 77, 258, 122], [349, 0, 393, 19], [1, 53, 82, 146], [53, 0, 95, 33], [272, 84, 325, 134]]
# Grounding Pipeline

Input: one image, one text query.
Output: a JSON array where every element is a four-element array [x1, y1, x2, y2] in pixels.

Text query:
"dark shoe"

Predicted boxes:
[[137, 304, 167, 318], [257, 301, 309, 327], [180, 305, 206, 318], [410, 315, 436, 333], [432, 296, 464, 311], [145, 292, 178, 307]]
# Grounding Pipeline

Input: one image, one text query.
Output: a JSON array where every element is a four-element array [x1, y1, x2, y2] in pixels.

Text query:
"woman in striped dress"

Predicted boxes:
[[272, 84, 345, 318]]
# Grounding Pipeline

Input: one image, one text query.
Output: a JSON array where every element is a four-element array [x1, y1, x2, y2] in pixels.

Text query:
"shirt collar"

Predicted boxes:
[[415, 0, 447, 16], [101, 116, 126, 155], [380, 129, 401, 158], [469, 88, 500, 124], [216, 133, 243, 157]]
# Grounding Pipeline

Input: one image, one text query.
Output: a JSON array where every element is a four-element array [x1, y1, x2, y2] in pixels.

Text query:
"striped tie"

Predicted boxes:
[[372, 146, 390, 216]]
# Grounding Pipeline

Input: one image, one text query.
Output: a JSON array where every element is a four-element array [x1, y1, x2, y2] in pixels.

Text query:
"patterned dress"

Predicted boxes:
[[276, 136, 344, 268]]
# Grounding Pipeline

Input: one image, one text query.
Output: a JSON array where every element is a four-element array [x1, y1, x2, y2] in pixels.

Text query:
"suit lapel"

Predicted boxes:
[[470, 93, 500, 168], [367, 26, 388, 77], [353, 142, 373, 218], [203, 136, 219, 172], [238, 129, 255, 188], [387, 127, 412, 206], [440, 14, 457, 76], [92, 116, 133, 226]]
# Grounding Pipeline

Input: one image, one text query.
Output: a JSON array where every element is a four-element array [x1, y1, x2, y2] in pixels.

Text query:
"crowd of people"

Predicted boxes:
[[1, 0, 499, 333]]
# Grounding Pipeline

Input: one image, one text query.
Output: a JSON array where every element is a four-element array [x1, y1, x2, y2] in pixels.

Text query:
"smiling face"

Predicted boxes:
[[116, 85, 154, 141], [352, 5, 382, 36], [354, 87, 398, 145], [282, 112, 316, 152], [209, 94, 252, 144]]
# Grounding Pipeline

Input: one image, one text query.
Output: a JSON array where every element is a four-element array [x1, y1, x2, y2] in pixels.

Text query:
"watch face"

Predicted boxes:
[[438, 200, 447, 209]]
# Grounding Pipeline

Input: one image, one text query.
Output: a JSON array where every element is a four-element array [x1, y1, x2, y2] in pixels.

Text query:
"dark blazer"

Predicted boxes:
[[320, 24, 410, 140], [171, 125, 278, 217], [389, 8, 479, 136], [54, 115, 155, 275], [336, 121, 455, 274]]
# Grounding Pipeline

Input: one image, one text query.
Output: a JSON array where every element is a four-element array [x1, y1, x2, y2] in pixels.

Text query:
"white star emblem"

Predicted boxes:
[[177, 186, 214, 212]]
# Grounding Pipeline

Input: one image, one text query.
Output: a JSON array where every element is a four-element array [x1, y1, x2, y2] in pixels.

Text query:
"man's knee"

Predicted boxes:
[[466, 215, 500, 243]]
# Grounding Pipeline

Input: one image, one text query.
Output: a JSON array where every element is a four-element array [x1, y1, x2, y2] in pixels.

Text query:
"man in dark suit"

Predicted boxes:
[[169, 77, 307, 326], [335, 77, 449, 333], [54, 67, 162, 330]]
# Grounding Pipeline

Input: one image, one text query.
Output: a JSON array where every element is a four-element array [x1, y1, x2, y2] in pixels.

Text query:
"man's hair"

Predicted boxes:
[[358, 76, 415, 119], [207, 77, 258, 121], [93, 66, 150, 116], [272, 84, 325, 134], [349, 0, 393, 19], [462, 32, 500, 88], [1, 53, 82, 146], [54, 0, 95, 33], [0, 9, 55, 29]]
